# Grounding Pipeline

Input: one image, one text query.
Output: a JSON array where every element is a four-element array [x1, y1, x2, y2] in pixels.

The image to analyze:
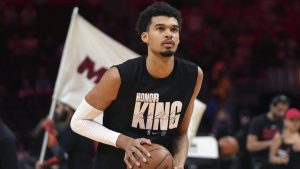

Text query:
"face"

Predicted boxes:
[[141, 16, 180, 57], [270, 103, 289, 119], [284, 118, 300, 132]]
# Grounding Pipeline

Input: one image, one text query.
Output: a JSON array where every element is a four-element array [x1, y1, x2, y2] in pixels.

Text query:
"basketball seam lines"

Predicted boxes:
[[149, 148, 166, 152], [154, 154, 171, 169], [132, 148, 170, 169]]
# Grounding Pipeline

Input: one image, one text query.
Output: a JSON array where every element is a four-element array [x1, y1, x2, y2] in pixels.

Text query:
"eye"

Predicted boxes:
[[157, 27, 164, 31], [171, 27, 179, 33]]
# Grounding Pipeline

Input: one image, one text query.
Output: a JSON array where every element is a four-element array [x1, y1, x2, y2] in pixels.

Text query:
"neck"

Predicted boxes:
[[146, 51, 174, 79], [284, 128, 298, 136]]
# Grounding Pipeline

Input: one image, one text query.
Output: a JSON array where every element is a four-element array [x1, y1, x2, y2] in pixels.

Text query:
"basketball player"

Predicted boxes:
[[71, 2, 203, 169], [247, 95, 290, 169]]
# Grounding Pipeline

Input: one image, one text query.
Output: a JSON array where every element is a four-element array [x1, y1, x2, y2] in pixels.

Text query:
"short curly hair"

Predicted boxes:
[[135, 1, 182, 36]]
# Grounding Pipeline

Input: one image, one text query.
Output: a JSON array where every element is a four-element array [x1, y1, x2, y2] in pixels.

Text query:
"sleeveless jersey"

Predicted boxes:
[[272, 136, 300, 169], [94, 56, 198, 169]]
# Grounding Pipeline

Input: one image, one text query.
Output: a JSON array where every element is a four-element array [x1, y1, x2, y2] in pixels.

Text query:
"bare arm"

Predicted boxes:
[[85, 67, 120, 110], [70, 67, 121, 144], [173, 67, 203, 168], [269, 133, 289, 165], [246, 134, 272, 152]]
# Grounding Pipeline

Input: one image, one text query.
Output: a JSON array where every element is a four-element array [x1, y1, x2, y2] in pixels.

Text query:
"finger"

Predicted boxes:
[[129, 153, 140, 167], [136, 143, 151, 157], [124, 157, 132, 169], [140, 138, 152, 145], [132, 146, 147, 162]]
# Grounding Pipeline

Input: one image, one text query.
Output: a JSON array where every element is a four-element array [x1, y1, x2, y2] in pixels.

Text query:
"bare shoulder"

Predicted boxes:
[[85, 67, 121, 110], [101, 67, 121, 83], [192, 66, 203, 97], [94, 66, 121, 92], [197, 66, 203, 81]]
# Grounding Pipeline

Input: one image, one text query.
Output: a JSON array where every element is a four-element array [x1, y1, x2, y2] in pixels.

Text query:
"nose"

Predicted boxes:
[[164, 29, 173, 38]]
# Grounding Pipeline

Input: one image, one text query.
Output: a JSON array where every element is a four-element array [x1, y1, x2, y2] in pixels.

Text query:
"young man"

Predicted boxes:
[[71, 2, 203, 169], [247, 95, 290, 169]]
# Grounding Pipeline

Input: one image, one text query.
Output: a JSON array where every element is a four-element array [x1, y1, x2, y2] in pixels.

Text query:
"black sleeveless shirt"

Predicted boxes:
[[272, 135, 300, 169], [94, 56, 198, 169]]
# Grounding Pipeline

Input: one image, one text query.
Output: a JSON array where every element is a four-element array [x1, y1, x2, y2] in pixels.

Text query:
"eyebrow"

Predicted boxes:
[[154, 24, 179, 29]]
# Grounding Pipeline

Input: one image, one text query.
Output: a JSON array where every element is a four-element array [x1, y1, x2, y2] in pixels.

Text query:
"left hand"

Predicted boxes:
[[293, 141, 300, 152]]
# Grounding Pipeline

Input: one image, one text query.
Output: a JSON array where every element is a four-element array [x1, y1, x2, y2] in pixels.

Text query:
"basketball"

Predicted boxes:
[[218, 136, 239, 157], [131, 143, 174, 169]]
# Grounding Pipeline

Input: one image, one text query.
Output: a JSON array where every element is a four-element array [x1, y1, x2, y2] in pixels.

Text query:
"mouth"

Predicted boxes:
[[161, 40, 175, 46]]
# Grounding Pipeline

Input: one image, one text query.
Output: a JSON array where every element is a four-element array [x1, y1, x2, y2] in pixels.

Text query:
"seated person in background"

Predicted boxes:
[[36, 102, 95, 169], [211, 109, 233, 140], [269, 108, 300, 169]]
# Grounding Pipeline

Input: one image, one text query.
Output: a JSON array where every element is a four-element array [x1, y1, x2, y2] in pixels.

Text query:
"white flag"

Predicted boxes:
[[53, 8, 139, 109]]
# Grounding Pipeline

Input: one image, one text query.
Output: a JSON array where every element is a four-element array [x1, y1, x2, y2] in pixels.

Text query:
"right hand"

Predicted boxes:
[[42, 119, 55, 134], [281, 155, 289, 165], [123, 138, 152, 169], [35, 162, 48, 169]]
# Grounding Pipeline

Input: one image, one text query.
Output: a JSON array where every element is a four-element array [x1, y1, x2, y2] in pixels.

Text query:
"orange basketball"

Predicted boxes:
[[218, 136, 239, 157], [131, 143, 174, 169]]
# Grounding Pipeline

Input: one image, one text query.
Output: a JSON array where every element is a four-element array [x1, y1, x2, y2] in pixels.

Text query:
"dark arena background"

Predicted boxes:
[[1, 0, 300, 169]]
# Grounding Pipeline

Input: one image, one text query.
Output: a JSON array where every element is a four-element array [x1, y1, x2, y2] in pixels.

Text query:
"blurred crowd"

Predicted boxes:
[[1, 0, 300, 169]]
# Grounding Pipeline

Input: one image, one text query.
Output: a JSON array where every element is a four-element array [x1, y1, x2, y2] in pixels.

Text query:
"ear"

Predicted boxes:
[[141, 32, 148, 44]]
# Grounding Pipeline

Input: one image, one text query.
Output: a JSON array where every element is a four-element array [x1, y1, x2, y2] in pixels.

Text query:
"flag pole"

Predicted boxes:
[[38, 7, 79, 163]]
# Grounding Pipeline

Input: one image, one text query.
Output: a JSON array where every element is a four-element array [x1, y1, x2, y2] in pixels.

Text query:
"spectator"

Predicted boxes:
[[0, 118, 18, 169], [35, 66, 52, 95], [36, 102, 95, 169], [212, 109, 233, 139], [234, 109, 252, 169], [247, 95, 290, 169], [269, 108, 300, 169]]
